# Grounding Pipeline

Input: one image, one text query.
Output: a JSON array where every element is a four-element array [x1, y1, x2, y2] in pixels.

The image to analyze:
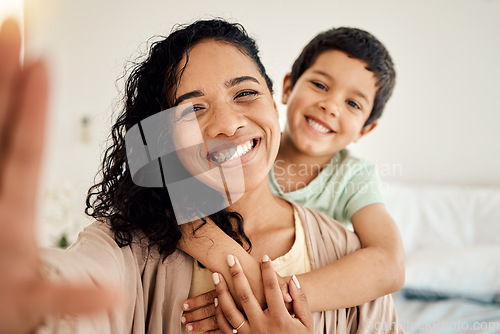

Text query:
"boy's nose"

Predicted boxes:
[[319, 99, 340, 118], [205, 104, 248, 138]]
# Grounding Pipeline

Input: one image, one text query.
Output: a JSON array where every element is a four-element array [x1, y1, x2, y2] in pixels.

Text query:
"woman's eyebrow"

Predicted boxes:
[[175, 76, 259, 105], [175, 90, 203, 106], [225, 76, 259, 87]]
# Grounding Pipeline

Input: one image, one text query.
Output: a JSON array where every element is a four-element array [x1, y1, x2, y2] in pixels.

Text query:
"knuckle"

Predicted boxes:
[[204, 291, 215, 304], [224, 311, 234, 323], [230, 269, 241, 279], [239, 291, 252, 304], [264, 280, 277, 290], [210, 316, 219, 328], [202, 306, 213, 318]]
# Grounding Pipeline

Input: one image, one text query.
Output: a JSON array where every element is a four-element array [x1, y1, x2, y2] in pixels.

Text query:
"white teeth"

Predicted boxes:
[[211, 140, 255, 163], [307, 118, 330, 134]]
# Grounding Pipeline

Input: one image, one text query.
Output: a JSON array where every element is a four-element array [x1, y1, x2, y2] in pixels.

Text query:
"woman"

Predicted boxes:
[[0, 18, 399, 333]]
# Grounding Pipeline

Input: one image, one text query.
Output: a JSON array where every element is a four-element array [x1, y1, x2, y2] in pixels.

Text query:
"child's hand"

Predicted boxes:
[[181, 289, 218, 332]]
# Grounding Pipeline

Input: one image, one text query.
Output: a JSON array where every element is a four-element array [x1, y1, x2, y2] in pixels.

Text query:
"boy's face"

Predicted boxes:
[[282, 50, 378, 158]]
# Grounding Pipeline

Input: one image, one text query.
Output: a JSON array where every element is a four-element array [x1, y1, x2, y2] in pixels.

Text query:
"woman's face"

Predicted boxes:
[[170, 40, 280, 198]]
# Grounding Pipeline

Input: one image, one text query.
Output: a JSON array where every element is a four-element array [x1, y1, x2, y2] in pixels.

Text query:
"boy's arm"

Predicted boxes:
[[179, 203, 404, 313], [296, 203, 405, 311]]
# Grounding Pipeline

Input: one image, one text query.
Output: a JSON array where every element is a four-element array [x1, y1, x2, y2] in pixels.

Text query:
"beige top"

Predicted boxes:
[[38, 200, 402, 334], [188, 209, 311, 299]]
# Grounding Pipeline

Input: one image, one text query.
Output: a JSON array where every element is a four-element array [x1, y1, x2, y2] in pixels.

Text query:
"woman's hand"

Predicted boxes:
[[0, 19, 117, 333], [212, 255, 313, 334], [181, 270, 292, 333]]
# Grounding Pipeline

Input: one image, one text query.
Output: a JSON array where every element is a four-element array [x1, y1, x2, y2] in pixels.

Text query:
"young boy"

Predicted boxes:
[[179, 26, 403, 331]]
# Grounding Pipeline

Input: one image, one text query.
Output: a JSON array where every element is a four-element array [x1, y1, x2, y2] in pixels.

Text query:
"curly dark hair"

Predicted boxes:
[[85, 19, 273, 260], [289, 27, 396, 126]]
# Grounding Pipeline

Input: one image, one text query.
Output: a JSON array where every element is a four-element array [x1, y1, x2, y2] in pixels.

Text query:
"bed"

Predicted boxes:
[[385, 183, 500, 333]]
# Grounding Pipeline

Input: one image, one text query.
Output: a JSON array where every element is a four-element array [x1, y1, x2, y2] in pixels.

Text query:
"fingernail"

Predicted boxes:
[[292, 275, 301, 289], [214, 297, 218, 307], [212, 272, 220, 285], [181, 316, 186, 324], [227, 254, 235, 267], [0, 18, 19, 36], [183, 303, 189, 310], [186, 324, 193, 332], [262, 254, 270, 262]]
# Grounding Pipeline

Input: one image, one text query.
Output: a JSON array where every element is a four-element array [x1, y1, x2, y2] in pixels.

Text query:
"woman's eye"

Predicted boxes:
[[235, 90, 258, 99], [347, 100, 360, 109], [181, 105, 203, 118], [312, 81, 327, 91]]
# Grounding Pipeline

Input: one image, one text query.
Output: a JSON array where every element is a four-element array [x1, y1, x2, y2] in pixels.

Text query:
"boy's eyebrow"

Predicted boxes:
[[312, 70, 332, 79], [175, 90, 204, 106], [225, 76, 260, 87], [352, 89, 370, 105]]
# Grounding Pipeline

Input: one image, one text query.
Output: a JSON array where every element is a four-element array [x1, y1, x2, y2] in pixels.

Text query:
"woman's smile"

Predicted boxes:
[[207, 138, 260, 165]]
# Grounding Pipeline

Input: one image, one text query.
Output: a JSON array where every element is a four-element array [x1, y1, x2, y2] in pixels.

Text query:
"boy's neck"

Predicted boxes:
[[275, 133, 338, 193]]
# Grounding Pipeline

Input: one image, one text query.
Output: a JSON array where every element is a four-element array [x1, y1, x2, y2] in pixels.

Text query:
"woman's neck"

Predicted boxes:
[[227, 179, 295, 260], [227, 179, 292, 234]]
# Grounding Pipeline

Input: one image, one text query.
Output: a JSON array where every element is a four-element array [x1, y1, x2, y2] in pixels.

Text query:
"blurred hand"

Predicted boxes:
[[213, 255, 313, 334], [0, 18, 117, 333]]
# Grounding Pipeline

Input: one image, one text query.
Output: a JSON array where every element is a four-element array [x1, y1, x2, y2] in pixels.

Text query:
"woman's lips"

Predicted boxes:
[[206, 138, 260, 167]]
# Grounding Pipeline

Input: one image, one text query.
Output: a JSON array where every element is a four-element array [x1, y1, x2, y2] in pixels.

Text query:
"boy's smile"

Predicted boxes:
[[281, 50, 378, 159]]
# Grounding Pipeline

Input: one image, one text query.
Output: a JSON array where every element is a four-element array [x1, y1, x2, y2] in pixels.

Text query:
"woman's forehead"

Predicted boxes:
[[176, 40, 263, 92]]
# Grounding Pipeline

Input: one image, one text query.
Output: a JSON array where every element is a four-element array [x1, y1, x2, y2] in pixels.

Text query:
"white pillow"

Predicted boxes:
[[403, 245, 500, 304], [385, 183, 500, 253]]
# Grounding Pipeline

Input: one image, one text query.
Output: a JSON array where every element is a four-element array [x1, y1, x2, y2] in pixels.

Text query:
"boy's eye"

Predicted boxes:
[[347, 100, 360, 109], [312, 81, 327, 91]]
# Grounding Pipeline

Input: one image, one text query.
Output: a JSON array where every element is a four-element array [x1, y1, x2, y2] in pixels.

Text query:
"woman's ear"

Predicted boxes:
[[353, 120, 378, 143], [281, 73, 292, 105]]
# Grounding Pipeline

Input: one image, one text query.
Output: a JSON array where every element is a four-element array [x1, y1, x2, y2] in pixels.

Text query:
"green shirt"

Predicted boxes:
[[269, 149, 384, 231]]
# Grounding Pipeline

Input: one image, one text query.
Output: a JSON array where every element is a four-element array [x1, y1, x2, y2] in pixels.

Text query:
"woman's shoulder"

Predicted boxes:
[[286, 200, 346, 231], [285, 200, 362, 265]]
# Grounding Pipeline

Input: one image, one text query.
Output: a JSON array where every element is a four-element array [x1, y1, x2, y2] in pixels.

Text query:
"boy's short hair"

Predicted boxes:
[[289, 27, 396, 126]]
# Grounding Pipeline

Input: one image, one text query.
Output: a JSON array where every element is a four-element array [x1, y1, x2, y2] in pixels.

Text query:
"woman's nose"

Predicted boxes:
[[205, 104, 247, 138]]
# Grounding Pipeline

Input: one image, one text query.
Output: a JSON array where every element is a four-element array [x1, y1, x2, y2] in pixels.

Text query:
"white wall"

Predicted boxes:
[[20, 0, 500, 244]]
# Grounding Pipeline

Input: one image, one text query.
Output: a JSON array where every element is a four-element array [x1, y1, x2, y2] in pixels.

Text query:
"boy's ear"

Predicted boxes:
[[353, 120, 378, 143], [281, 73, 292, 105]]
